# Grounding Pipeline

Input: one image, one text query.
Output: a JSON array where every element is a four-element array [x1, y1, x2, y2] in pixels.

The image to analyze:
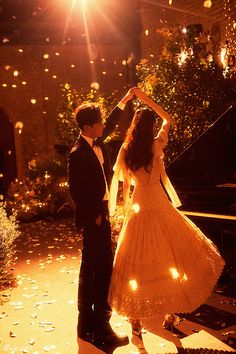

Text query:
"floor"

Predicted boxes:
[[0, 218, 235, 354]]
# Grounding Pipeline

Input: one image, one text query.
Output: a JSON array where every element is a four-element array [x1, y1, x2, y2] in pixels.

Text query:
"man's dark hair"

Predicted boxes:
[[75, 104, 102, 130]]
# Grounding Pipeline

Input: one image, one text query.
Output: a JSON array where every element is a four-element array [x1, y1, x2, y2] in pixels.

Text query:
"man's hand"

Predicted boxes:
[[95, 214, 102, 226]]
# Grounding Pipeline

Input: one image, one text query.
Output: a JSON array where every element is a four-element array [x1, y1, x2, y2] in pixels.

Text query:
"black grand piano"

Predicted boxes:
[[167, 105, 236, 255]]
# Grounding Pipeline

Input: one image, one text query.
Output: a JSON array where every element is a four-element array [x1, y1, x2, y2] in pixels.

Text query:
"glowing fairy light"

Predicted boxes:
[[31, 99, 37, 104], [13, 71, 19, 76], [44, 171, 51, 179], [170, 268, 179, 279], [52, 75, 57, 79], [221, 47, 227, 67], [203, 0, 212, 8], [90, 82, 100, 90], [44, 68, 49, 72], [224, 0, 236, 55], [2, 37, 10, 43], [18, 49, 23, 53], [145, 29, 149, 36], [129, 279, 138, 291], [132, 203, 140, 213], [43, 53, 49, 59], [178, 50, 188, 65], [2, 83, 7, 87], [15, 121, 24, 134], [182, 27, 187, 34], [44, 97, 49, 101], [21, 81, 27, 85]]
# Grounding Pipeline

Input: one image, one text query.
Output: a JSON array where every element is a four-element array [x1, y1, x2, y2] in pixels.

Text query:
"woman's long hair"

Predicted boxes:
[[124, 109, 156, 172]]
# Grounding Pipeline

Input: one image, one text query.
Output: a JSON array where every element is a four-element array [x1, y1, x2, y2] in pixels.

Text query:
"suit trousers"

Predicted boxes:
[[77, 201, 113, 336]]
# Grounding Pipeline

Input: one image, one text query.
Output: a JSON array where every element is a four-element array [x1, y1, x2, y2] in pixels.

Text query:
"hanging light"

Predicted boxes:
[[203, 0, 212, 8]]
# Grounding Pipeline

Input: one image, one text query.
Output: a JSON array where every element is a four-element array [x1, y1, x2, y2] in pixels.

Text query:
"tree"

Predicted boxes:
[[136, 26, 236, 164]]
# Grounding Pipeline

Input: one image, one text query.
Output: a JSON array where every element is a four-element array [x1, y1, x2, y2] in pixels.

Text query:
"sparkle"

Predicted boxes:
[[129, 279, 138, 291], [132, 203, 140, 213]]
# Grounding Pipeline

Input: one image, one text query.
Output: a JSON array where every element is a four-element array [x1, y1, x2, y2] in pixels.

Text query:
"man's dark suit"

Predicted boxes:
[[67, 105, 124, 339]]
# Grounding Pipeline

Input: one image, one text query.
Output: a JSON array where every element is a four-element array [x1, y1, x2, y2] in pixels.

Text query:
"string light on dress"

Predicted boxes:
[[129, 279, 138, 291]]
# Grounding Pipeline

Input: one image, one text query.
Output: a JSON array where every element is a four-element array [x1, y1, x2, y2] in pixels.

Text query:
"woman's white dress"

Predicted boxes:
[[108, 125, 225, 319]]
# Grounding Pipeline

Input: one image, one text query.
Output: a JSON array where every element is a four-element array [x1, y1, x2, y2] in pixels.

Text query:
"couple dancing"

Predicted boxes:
[[68, 87, 224, 348]]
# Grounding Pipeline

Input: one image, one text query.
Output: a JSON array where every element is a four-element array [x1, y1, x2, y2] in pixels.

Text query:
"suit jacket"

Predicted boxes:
[[68, 106, 123, 227]]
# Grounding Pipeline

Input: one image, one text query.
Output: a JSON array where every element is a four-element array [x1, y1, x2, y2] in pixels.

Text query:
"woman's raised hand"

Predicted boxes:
[[133, 87, 149, 102]]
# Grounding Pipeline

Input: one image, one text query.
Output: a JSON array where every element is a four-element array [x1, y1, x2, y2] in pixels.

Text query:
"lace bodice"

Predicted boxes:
[[109, 123, 181, 215]]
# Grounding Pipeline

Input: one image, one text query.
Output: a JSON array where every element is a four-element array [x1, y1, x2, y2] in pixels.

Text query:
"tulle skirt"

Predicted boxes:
[[108, 183, 225, 319]]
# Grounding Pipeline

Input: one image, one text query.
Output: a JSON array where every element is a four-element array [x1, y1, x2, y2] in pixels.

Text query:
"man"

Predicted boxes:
[[68, 89, 133, 347]]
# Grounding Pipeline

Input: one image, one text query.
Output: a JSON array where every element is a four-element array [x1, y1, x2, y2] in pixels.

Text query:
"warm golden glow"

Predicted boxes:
[[129, 279, 138, 291], [203, 0, 212, 8], [170, 267, 180, 279], [178, 50, 188, 65], [132, 203, 140, 213], [90, 82, 100, 90], [170, 268, 188, 282], [15, 121, 24, 135]]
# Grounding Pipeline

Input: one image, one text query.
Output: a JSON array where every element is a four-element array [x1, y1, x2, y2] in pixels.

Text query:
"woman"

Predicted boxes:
[[108, 88, 225, 335]]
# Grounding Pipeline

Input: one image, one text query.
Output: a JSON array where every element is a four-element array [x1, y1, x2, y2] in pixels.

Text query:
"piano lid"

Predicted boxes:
[[167, 105, 236, 187]]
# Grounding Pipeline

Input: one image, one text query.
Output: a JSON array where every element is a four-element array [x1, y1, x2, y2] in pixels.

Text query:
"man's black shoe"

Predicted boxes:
[[93, 330, 129, 347]]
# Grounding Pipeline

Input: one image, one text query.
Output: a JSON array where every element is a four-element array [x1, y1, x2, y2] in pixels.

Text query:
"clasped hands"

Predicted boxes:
[[121, 87, 149, 104]]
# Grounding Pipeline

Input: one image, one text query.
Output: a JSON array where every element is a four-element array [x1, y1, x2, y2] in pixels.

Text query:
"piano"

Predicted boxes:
[[167, 105, 236, 252]]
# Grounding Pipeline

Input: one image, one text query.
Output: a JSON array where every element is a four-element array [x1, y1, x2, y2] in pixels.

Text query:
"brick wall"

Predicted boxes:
[[0, 44, 131, 180], [140, 0, 228, 62]]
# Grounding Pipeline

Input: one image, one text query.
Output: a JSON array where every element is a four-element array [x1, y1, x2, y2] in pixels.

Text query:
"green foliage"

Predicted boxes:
[[0, 196, 20, 291], [7, 84, 119, 222], [56, 83, 117, 148], [136, 27, 236, 164]]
